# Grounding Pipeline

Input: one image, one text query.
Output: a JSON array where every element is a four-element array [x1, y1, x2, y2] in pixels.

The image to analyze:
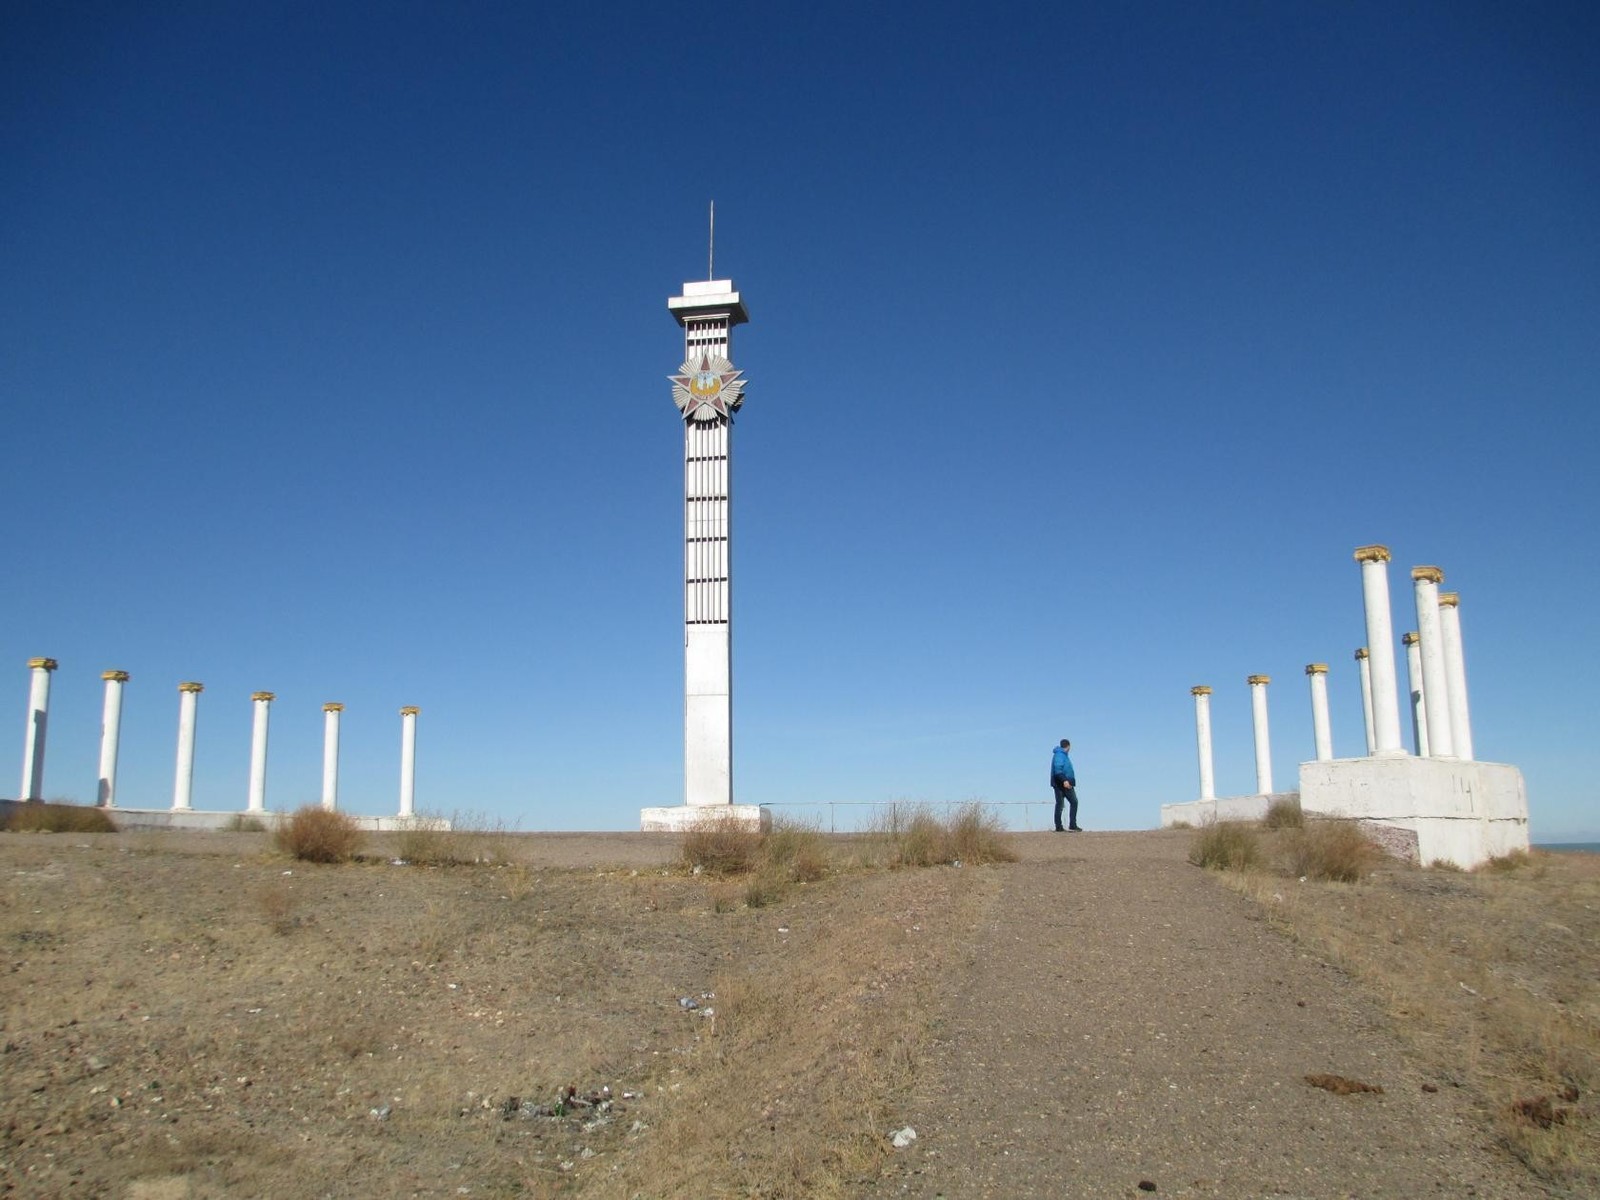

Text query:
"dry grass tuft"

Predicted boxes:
[[1279, 820, 1381, 882], [1262, 796, 1305, 829], [1305, 1072, 1384, 1095], [1480, 849, 1533, 874], [273, 805, 361, 863], [225, 813, 267, 832], [4, 802, 118, 833], [1188, 820, 1263, 872], [257, 882, 300, 935], [868, 803, 1017, 868], [763, 817, 829, 882]]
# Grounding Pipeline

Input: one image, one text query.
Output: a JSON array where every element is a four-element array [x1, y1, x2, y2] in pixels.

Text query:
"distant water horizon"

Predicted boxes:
[[1535, 842, 1600, 854]]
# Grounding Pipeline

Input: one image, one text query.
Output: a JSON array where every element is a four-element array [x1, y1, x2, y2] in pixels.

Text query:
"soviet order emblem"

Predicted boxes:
[[671, 353, 746, 423]]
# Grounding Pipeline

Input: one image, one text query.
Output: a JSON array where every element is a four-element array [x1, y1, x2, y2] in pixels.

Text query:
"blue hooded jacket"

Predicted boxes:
[[1050, 745, 1075, 786]]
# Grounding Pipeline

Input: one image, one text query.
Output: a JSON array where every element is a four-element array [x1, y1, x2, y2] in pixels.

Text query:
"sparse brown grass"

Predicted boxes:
[[3, 801, 118, 833], [1218, 847, 1600, 1188], [273, 805, 361, 862], [680, 813, 764, 875], [868, 802, 1018, 868], [1188, 819, 1264, 872]]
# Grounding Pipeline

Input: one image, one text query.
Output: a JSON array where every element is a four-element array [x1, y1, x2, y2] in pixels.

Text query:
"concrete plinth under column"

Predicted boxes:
[[640, 804, 771, 833], [1297, 756, 1527, 868]]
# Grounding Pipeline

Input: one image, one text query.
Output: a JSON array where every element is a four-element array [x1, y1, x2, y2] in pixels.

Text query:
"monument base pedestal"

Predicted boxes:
[[640, 804, 770, 833]]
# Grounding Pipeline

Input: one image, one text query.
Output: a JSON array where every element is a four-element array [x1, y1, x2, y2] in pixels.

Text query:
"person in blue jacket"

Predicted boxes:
[[1050, 739, 1081, 832]]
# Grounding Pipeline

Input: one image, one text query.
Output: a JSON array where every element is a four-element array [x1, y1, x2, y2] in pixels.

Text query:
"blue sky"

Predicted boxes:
[[3, 2, 1596, 837]]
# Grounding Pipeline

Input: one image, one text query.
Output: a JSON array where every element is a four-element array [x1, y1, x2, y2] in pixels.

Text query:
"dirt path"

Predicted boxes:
[[874, 829, 1550, 1199]]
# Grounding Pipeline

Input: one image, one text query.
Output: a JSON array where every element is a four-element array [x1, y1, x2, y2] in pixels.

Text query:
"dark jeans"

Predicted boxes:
[[1052, 781, 1079, 830]]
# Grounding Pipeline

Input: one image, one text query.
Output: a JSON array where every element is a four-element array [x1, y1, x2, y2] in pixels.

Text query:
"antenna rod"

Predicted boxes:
[[708, 200, 715, 280]]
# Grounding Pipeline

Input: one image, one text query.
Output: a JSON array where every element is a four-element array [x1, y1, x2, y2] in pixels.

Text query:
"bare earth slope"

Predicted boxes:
[[876, 830, 1550, 1200]]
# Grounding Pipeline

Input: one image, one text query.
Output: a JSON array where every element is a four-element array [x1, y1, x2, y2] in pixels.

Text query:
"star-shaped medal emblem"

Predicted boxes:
[[670, 353, 746, 423]]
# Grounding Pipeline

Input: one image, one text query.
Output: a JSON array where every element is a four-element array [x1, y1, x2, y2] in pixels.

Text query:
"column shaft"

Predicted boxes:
[[19, 659, 56, 802], [322, 704, 343, 811], [1439, 595, 1474, 761], [1355, 649, 1375, 755], [1356, 548, 1406, 755], [1248, 675, 1273, 794], [248, 693, 274, 813], [1191, 687, 1215, 801], [98, 671, 129, 807], [398, 707, 419, 818], [173, 683, 203, 811], [1412, 568, 1455, 757], [1403, 632, 1429, 757], [1306, 665, 1332, 762]]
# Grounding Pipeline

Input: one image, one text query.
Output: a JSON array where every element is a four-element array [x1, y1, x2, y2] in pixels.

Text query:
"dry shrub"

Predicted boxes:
[[257, 882, 300, 935], [946, 802, 1019, 865], [680, 814, 763, 875], [1262, 796, 1305, 830], [273, 805, 361, 863], [1188, 820, 1263, 872], [4, 802, 118, 833], [395, 818, 471, 866], [762, 817, 829, 882], [1429, 857, 1465, 872], [893, 808, 952, 867], [1281, 820, 1380, 882]]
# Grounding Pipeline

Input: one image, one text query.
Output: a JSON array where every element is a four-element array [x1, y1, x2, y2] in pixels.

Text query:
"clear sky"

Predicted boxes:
[[3, 2, 1596, 838]]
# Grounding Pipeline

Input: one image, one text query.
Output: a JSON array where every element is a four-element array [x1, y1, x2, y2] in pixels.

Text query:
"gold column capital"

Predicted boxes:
[[1354, 647, 1369, 660], [178, 681, 204, 694], [1411, 565, 1444, 584], [1247, 674, 1271, 686], [102, 669, 130, 683], [323, 702, 345, 714], [28, 657, 58, 671], [1439, 591, 1460, 607], [1190, 685, 1212, 697], [252, 691, 276, 703], [1353, 544, 1391, 563], [399, 706, 421, 717], [1402, 631, 1419, 645], [1305, 663, 1328, 675]]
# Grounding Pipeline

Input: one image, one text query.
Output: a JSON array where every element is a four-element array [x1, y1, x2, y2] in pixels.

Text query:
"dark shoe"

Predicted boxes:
[[1053, 827, 1065, 833], [1068, 826, 1083, 832]]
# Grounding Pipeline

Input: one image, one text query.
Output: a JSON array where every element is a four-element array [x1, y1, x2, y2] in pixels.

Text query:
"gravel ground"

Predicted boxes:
[[874, 829, 1552, 1200]]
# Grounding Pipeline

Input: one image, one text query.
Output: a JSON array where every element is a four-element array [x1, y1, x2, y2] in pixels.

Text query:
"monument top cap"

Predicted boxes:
[[102, 669, 130, 682], [1354, 647, 1369, 659], [669, 279, 748, 327], [1247, 674, 1271, 685], [1402, 631, 1419, 644], [252, 691, 276, 702], [1439, 591, 1460, 607], [1305, 663, 1328, 674], [1411, 565, 1444, 584], [1353, 544, 1391, 563], [1190, 685, 1212, 696]]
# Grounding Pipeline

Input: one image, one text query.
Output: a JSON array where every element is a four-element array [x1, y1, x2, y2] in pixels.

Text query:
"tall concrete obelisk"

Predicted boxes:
[[642, 269, 767, 832]]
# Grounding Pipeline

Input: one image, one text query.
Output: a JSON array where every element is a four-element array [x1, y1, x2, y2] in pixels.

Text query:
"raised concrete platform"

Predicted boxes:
[[640, 804, 770, 833], [1160, 792, 1296, 828], [0, 803, 450, 834], [1299, 756, 1527, 869]]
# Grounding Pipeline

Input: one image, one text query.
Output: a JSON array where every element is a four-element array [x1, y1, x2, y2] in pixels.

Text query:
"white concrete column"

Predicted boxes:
[[398, 706, 419, 818], [1248, 674, 1273, 794], [19, 657, 57, 802], [1411, 566, 1455, 758], [1354, 545, 1406, 755], [1439, 592, 1474, 761], [172, 681, 203, 811], [247, 692, 274, 813], [1402, 631, 1429, 758], [321, 703, 344, 811], [1354, 648, 1376, 755], [1305, 663, 1333, 762], [1190, 686, 1215, 801], [97, 670, 130, 807]]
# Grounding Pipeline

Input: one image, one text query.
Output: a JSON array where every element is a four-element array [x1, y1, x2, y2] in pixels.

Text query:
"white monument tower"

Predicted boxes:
[[642, 234, 768, 832]]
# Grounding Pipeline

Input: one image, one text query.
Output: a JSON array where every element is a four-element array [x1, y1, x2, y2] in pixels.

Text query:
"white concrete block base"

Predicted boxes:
[[640, 804, 770, 833], [1298, 756, 1528, 869], [1161, 793, 1296, 828]]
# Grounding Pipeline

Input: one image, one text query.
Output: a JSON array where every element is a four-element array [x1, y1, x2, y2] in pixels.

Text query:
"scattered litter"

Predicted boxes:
[[1138, 1182, 1158, 1193], [369, 1105, 391, 1121], [1459, 982, 1479, 996], [890, 1126, 917, 1148], [678, 997, 699, 1010], [281, 870, 293, 876], [390, 858, 409, 866], [777, 926, 790, 934]]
